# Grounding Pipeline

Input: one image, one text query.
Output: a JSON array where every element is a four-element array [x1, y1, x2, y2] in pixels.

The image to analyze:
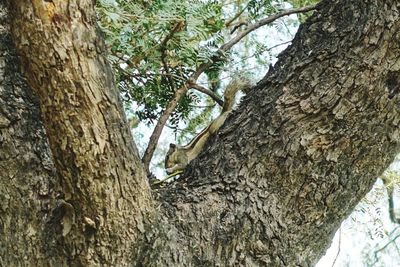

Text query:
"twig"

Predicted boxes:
[[160, 22, 184, 94], [141, 4, 317, 173], [152, 170, 183, 185], [373, 229, 400, 264], [190, 83, 223, 106], [219, 4, 317, 53], [229, 40, 292, 68], [114, 21, 184, 70], [189, 104, 216, 108], [225, 3, 249, 28], [382, 176, 400, 223], [331, 227, 341, 267]]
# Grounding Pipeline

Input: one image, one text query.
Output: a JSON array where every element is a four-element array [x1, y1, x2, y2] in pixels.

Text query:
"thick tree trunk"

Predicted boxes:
[[7, 1, 153, 266], [136, 0, 400, 266], [2, 0, 400, 266], [0, 2, 58, 265]]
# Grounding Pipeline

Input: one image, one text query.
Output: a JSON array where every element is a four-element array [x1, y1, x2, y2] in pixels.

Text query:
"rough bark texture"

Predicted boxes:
[[8, 1, 153, 266], [3, 0, 400, 266], [0, 2, 59, 265], [137, 0, 400, 266]]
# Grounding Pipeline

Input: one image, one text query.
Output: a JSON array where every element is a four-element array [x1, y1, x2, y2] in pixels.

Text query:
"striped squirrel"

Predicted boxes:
[[164, 78, 251, 174]]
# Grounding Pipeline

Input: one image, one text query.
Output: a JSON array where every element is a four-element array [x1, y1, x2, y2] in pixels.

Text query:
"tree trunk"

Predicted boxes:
[[134, 0, 400, 266], [7, 1, 153, 266], [0, 2, 58, 265], [2, 0, 400, 266]]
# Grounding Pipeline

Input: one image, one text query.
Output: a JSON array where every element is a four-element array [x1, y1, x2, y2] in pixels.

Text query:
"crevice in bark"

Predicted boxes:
[[0, 3, 63, 265]]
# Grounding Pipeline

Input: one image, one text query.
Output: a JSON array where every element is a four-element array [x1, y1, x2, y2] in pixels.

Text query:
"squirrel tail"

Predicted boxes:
[[222, 77, 251, 112]]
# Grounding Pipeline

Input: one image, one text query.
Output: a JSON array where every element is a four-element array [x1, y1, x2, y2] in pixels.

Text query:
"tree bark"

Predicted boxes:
[[0, 2, 58, 265], [136, 0, 400, 266], [2, 0, 400, 266], [7, 1, 153, 266]]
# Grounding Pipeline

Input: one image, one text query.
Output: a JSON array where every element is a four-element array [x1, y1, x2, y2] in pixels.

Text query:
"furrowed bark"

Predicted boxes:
[[0, 2, 58, 265], [4, 0, 400, 266], [9, 1, 153, 265], [136, 0, 400, 266]]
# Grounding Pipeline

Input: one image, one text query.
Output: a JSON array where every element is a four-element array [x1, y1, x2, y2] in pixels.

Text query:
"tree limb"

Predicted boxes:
[[160, 22, 184, 95], [225, 2, 250, 28], [190, 83, 224, 106], [382, 177, 400, 224], [220, 4, 318, 52]]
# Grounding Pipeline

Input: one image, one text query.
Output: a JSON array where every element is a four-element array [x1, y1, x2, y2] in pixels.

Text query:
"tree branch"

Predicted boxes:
[[382, 177, 400, 224], [160, 22, 184, 94], [373, 230, 400, 264], [331, 227, 342, 267], [219, 4, 317, 53], [225, 3, 249, 28], [141, 4, 318, 173], [114, 21, 185, 70], [190, 83, 224, 106]]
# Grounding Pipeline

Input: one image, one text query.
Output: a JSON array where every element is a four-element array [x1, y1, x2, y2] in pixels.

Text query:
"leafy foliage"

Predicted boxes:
[[97, 0, 225, 128], [96, 0, 317, 134]]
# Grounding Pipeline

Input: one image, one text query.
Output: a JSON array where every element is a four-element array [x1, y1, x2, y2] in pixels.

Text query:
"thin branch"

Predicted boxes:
[[331, 227, 342, 267], [160, 21, 185, 48], [141, 22, 186, 174], [160, 22, 184, 93], [228, 40, 292, 68], [141, 4, 318, 173], [113, 21, 184, 70], [225, 3, 249, 28], [116, 66, 147, 86], [373, 230, 400, 263], [219, 4, 317, 53], [152, 170, 183, 185], [382, 177, 400, 223], [190, 83, 223, 106], [188, 104, 216, 108]]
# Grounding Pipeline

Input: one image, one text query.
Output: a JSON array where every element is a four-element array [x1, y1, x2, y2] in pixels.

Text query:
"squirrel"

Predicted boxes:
[[164, 78, 251, 174]]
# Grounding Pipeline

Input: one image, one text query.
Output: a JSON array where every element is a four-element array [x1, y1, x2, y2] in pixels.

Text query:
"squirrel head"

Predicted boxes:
[[164, 143, 178, 171]]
